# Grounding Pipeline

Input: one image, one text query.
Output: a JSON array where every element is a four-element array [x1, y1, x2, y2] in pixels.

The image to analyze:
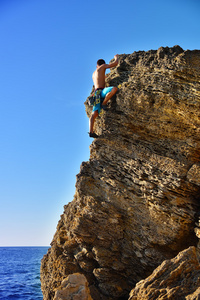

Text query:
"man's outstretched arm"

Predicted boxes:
[[106, 54, 119, 69]]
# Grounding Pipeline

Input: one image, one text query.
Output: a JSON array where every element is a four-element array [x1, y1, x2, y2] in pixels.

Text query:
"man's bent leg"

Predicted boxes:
[[102, 87, 118, 106]]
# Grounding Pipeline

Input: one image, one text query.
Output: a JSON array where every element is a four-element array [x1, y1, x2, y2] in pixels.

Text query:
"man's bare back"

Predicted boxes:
[[92, 65, 106, 89]]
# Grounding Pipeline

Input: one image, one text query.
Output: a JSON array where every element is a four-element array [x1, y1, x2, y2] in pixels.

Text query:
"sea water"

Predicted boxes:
[[0, 247, 49, 300]]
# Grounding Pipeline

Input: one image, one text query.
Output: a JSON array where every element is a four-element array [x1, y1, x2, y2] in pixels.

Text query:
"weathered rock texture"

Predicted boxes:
[[53, 273, 92, 300], [41, 46, 200, 300], [128, 246, 200, 300]]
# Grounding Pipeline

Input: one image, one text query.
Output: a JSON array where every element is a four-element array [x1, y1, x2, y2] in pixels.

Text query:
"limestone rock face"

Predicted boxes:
[[128, 246, 200, 300], [41, 46, 200, 300]]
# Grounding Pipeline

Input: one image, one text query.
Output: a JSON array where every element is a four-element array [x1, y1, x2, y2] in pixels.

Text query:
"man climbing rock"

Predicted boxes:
[[89, 54, 119, 138]]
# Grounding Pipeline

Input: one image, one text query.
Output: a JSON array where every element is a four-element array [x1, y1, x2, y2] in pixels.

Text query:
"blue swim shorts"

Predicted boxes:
[[92, 87, 114, 114]]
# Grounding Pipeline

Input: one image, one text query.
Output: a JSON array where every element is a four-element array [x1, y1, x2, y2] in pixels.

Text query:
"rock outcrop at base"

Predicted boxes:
[[41, 46, 200, 300], [53, 273, 92, 300], [128, 246, 200, 300]]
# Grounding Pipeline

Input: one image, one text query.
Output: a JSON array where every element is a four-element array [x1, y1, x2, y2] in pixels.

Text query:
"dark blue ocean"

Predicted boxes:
[[0, 247, 49, 300]]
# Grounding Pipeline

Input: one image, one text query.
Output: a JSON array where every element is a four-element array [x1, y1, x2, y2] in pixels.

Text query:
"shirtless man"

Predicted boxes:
[[89, 54, 119, 138]]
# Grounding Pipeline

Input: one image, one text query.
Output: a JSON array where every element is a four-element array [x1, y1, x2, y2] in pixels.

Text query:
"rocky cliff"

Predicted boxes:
[[40, 46, 200, 300]]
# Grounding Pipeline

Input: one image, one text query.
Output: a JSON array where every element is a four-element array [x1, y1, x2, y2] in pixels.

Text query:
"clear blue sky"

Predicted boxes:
[[0, 0, 199, 246]]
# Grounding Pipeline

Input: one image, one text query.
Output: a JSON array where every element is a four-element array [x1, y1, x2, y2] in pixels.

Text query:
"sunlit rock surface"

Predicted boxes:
[[53, 273, 92, 300], [128, 246, 200, 300]]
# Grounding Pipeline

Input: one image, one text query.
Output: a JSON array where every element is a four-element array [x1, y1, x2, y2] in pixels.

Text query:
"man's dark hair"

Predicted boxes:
[[97, 59, 105, 66]]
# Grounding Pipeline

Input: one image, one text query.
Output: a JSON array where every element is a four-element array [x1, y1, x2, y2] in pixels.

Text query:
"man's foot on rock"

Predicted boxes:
[[89, 132, 98, 138]]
